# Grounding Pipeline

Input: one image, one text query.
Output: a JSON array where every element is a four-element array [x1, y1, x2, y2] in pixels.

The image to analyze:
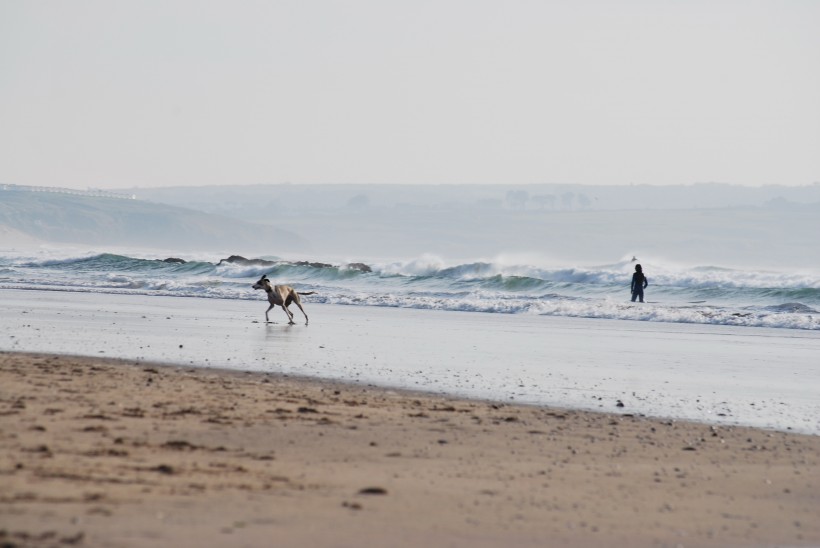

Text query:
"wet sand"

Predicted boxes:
[[3, 289, 819, 435], [1, 352, 818, 547]]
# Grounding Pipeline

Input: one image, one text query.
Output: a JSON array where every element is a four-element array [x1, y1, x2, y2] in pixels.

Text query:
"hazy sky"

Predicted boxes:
[[1, 0, 818, 189]]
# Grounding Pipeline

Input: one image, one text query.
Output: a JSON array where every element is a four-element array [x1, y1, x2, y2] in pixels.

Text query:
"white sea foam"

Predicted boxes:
[[2, 249, 818, 330]]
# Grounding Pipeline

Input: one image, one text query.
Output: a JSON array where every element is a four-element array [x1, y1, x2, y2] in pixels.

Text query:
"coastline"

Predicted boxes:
[[2, 289, 819, 435], [2, 351, 819, 547]]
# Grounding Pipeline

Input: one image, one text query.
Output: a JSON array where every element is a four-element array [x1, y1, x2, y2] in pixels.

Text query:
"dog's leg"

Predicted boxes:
[[291, 294, 309, 325], [296, 303, 308, 325], [285, 293, 309, 325], [282, 304, 295, 325], [282, 302, 294, 323], [265, 304, 274, 323]]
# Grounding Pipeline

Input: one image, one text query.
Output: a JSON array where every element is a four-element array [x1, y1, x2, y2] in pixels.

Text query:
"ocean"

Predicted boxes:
[[1, 249, 818, 331]]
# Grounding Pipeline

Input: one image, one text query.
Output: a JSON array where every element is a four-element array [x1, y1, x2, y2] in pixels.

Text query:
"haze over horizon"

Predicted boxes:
[[2, 1, 818, 190]]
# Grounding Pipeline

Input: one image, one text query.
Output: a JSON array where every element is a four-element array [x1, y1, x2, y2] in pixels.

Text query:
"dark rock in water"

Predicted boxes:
[[293, 261, 333, 269], [217, 256, 368, 271], [161, 257, 186, 264], [345, 262, 372, 273], [218, 255, 248, 264], [217, 255, 276, 267], [616, 400, 625, 408]]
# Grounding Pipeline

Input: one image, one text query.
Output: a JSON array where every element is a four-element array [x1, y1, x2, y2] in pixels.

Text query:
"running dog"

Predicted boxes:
[[252, 275, 315, 325]]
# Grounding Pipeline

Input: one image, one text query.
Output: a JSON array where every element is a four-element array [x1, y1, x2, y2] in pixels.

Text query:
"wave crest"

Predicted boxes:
[[3, 250, 819, 331]]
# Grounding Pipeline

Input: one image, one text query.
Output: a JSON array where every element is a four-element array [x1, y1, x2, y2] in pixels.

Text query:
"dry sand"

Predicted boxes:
[[1, 352, 818, 547]]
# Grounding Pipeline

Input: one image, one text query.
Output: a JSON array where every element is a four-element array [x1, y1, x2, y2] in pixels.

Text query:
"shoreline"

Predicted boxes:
[[2, 351, 819, 547], [2, 289, 819, 436], [0, 346, 811, 438]]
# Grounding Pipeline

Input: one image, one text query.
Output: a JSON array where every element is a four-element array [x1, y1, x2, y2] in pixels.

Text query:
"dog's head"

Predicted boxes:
[[252, 275, 270, 290]]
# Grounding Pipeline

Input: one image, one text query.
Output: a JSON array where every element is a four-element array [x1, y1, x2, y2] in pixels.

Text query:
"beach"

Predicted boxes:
[[1, 289, 818, 434], [1, 289, 819, 547], [2, 352, 819, 548]]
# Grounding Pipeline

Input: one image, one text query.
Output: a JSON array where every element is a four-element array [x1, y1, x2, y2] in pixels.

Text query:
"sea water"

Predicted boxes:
[[1, 249, 818, 331]]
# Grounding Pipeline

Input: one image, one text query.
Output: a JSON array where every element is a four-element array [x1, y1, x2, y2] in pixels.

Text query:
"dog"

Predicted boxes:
[[252, 274, 315, 324]]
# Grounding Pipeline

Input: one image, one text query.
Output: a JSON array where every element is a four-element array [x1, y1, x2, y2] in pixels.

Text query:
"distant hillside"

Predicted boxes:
[[0, 190, 309, 253], [117, 183, 820, 268], [125, 182, 820, 214]]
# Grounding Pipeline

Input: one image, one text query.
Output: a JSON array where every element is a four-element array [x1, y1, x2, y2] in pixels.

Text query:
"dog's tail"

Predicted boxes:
[[298, 291, 317, 296]]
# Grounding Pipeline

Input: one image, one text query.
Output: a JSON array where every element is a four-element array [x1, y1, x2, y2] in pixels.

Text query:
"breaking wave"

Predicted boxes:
[[2, 251, 818, 330]]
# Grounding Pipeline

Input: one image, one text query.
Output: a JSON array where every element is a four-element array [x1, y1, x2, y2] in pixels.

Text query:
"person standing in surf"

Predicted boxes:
[[631, 264, 648, 303]]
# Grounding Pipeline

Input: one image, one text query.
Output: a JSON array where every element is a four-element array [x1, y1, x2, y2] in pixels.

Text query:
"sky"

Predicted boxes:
[[1, 0, 818, 190]]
